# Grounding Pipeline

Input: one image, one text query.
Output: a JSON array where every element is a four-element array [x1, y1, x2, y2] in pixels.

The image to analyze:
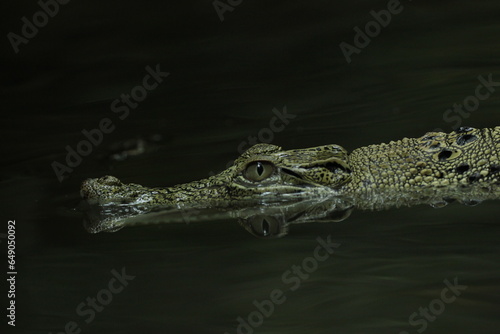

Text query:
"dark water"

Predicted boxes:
[[2, 0, 500, 333]]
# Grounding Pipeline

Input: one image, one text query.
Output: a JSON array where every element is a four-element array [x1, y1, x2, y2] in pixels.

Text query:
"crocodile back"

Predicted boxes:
[[346, 127, 500, 209]]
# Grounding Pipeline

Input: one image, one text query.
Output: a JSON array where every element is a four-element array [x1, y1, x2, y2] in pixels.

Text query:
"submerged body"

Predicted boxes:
[[81, 127, 500, 210]]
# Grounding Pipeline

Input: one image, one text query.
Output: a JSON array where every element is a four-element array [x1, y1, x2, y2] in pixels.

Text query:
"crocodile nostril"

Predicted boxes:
[[100, 175, 121, 186], [80, 179, 100, 201]]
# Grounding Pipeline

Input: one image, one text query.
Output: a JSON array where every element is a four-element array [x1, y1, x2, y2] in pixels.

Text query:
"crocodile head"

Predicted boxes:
[[222, 143, 352, 197], [80, 143, 353, 207]]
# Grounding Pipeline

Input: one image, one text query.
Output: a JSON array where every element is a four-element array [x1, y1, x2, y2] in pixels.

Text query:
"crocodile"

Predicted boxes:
[[81, 126, 500, 216]]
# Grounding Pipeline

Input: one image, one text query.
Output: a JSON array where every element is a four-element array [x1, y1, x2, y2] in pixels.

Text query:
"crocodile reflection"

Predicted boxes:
[[239, 208, 353, 238], [80, 195, 354, 238]]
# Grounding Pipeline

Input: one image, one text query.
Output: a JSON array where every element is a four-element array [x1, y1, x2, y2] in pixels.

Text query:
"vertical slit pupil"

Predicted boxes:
[[257, 162, 264, 176], [262, 219, 270, 236]]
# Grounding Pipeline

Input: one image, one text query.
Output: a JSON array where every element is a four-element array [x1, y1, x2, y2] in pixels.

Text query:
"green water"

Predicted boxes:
[[2, 0, 500, 333]]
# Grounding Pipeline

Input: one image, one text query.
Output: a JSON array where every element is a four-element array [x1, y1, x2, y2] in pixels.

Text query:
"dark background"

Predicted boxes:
[[2, 0, 500, 333]]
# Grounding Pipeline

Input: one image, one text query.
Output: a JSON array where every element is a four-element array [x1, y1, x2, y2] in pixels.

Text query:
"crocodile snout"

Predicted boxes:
[[80, 176, 123, 204]]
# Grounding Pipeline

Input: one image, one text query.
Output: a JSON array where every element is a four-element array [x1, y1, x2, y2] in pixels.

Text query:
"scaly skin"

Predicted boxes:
[[345, 126, 500, 209], [81, 126, 500, 211]]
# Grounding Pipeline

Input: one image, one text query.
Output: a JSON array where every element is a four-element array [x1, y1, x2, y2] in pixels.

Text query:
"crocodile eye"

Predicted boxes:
[[244, 161, 274, 182]]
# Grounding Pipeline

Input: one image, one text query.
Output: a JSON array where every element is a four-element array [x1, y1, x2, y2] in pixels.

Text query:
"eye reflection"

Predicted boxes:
[[243, 215, 286, 238], [244, 161, 275, 182]]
